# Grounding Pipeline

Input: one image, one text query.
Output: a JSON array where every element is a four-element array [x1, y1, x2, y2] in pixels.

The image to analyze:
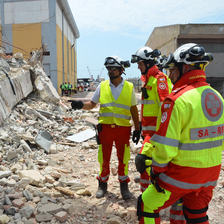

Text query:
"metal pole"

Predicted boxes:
[[62, 10, 64, 83]]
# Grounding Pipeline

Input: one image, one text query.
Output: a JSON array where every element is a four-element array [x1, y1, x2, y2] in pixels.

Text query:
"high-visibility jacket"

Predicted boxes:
[[60, 84, 65, 89], [68, 84, 72, 89], [141, 65, 172, 136], [64, 84, 68, 90], [98, 80, 133, 127], [150, 69, 224, 193]]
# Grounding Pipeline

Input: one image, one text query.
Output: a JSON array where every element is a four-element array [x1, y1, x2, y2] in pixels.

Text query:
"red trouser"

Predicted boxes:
[[139, 135, 185, 224], [97, 124, 131, 183], [138, 184, 212, 224]]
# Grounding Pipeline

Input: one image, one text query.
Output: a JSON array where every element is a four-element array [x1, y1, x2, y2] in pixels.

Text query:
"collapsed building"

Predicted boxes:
[[0, 49, 145, 223]]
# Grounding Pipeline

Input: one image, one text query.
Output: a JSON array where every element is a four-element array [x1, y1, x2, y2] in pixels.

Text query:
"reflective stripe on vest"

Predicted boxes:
[[99, 112, 131, 120], [98, 80, 133, 126], [101, 102, 130, 110], [142, 76, 160, 117], [151, 134, 224, 150], [142, 126, 157, 131], [141, 99, 156, 105]]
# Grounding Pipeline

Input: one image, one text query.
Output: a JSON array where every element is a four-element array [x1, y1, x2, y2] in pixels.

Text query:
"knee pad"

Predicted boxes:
[[137, 195, 159, 221], [183, 205, 208, 223]]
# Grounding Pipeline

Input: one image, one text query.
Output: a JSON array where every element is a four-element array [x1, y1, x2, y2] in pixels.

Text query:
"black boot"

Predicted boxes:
[[96, 180, 107, 198], [120, 182, 131, 200]]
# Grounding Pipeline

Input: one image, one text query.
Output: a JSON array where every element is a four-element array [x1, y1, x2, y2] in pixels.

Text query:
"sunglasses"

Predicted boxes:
[[107, 67, 118, 71]]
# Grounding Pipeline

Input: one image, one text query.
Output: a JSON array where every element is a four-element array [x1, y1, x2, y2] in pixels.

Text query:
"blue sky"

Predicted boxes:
[[67, 0, 224, 80]]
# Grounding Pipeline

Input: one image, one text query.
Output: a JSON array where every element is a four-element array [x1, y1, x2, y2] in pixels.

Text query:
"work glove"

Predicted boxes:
[[139, 121, 145, 140], [70, 100, 84, 110], [135, 154, 152, 173], [132, 130, 140, 145]]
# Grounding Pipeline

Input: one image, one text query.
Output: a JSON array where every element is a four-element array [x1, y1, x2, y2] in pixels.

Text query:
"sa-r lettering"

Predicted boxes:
[[198, 129, 209, 137], [198, 125, 224, 137]]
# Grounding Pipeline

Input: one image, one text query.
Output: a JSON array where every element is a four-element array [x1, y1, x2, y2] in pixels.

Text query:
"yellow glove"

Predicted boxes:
[[141, 142, 155, 158], [145, 161, 152, 176]]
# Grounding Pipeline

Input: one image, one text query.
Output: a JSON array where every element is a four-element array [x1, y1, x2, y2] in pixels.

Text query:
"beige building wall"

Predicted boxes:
[[12, 23, 42, 59], [146, 24, 180, 56], [146, 24, 224, 96]]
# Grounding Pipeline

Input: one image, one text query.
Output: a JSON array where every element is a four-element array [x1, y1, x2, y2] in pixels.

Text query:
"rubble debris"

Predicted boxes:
[[55, 187, 74, 196]]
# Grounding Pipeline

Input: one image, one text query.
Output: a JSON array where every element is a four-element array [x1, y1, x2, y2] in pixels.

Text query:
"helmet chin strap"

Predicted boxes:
[[109, 68, 124, 80], [175, 63, 184, 83], [109, 73, 121, 80]]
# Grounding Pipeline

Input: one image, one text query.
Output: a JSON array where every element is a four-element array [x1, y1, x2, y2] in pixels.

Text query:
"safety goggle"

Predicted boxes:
[[104, 57, 121, 66], [106, 67, 119, 71], [131, 55, 144, 63], [131, 49, 161, 63], [180, 44, 205, 60]]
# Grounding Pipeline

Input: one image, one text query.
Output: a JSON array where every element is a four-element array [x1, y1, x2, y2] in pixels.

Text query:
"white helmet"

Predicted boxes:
[[131, 46, 161, 63], [163, 43, 213, 69], [156, 55, 166, 66], [104, 55, 130, 70]]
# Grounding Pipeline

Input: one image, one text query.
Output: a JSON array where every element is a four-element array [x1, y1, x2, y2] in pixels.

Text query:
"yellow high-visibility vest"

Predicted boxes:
[[99, 80, 133, 127], [142, 75, 172, 117]]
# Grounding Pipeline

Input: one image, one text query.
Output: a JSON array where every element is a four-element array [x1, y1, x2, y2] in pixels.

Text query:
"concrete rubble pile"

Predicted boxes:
[[0, 50, 223, 224], [0, 49, 144, 224]]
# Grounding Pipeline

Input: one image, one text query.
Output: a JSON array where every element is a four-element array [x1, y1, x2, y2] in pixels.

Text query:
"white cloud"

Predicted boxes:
[[68, 0, 224, 33]]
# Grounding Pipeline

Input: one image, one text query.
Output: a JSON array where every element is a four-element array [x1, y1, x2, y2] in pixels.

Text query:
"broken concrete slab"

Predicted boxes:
[[18, 170, 45, 187], [35, 130, 53, 154], [66, 129, 96, 143], [37, 203, 62, 215], [33, 65, 60, 104]]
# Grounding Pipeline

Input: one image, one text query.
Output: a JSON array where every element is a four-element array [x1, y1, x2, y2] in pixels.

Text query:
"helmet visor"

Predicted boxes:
[[104, 57, 121, 67], [131, 55, 144, 63]]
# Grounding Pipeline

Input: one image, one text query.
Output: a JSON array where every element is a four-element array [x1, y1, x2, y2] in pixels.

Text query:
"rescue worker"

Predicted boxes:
[[137, 43, 223, 224], [131, 46, 172, 192], [68, 82, 72, 95], [69, 55, 140, 200], [60, 82, 65, 96], [74, 82, 77, 93], [77, 83, 80, 91], [156, 54, 167, 71], [80, 82, 84, 91], [63, 82, 68, 96], [132, 47, 184, 223]]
